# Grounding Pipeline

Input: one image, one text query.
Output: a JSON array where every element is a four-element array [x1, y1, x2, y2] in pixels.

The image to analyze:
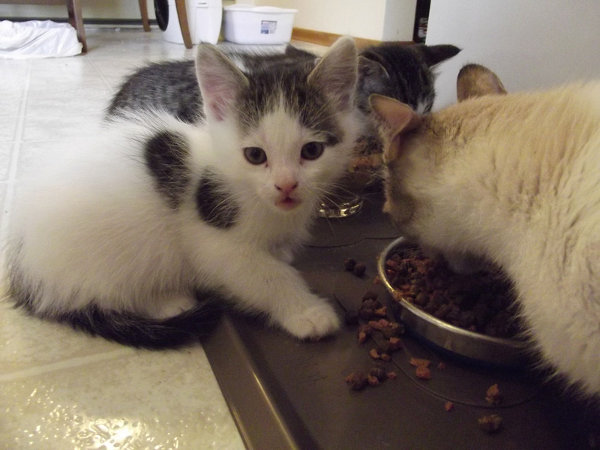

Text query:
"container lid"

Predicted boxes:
[[223, 4, 297, 13]]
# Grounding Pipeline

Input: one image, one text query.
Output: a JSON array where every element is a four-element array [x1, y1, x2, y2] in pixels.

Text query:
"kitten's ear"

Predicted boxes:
[[418, 44, 461, 67], [195, 43, 249, 121], [358, 56, 389, 80], [369, 94, 421, 162], [457, 63, 506, 101], [308, 36, 358, 111]]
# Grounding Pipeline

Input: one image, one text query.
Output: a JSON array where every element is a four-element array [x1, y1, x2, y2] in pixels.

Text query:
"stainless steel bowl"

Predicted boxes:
[[318, 191, 363, 218], [378, 237, 530, 367]]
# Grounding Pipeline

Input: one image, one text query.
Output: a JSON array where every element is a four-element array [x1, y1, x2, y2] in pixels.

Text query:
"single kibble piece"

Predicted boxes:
[[369, 367, 388, 382], [369, 348, 381, 360], [353, 263, 367, 277], [388, 337, 403, 352], [415, 366, 432, 380], [345, 372, 368, 391], [409, 357, 431, 368], [478, 414, 503, 433], [485, 383, 503, 405], [344, 258, 357, 271], [367, 374, 380, 386]]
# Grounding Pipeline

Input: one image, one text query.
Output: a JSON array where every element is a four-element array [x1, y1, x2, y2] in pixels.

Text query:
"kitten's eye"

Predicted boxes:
[[243, 147, 267, 165], [300, 142, 325, 161]]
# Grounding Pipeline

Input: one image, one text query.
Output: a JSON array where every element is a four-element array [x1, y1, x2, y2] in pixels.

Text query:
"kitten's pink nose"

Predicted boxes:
[[275, 182, 298, 196]]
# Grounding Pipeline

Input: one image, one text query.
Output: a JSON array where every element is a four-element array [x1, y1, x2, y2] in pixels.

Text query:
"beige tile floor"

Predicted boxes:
[[0, 25, 329, 450]]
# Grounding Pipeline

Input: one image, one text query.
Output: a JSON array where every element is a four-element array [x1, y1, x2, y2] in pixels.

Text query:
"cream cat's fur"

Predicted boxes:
[[371, 68, 600, 396]]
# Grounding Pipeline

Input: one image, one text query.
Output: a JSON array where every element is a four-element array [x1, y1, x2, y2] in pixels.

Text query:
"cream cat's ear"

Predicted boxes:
[[195, 44, 249, 121], [369, 94, 421, 161], [457, 63, 506, 102], [308, 36, 358, 111]]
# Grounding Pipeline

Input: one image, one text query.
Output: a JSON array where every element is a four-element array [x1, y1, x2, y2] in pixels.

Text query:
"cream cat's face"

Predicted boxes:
[[371, 64, 506, 240], [370, 96, 426, 237]]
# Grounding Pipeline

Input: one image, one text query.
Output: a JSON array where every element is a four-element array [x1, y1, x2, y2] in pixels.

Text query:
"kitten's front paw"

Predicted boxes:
[[280, 303, 341, 340]]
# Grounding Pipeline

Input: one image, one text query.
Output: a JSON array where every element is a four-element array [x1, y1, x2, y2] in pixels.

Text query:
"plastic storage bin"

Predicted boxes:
[[223, 4, 297, 44], [163, 0, 222, 45]]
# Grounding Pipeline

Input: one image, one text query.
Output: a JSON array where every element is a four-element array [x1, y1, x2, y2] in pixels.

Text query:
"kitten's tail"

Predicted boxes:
[[18, 292, 225, 350], [9, 259, 225, 349], [59, 297, 224, 349]]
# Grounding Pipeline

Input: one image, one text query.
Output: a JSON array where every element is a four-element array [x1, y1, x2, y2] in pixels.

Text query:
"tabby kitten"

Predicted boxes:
[[371, 66, 600, 395], [106, 42, 459, 123], [7, 37, 363, 348]]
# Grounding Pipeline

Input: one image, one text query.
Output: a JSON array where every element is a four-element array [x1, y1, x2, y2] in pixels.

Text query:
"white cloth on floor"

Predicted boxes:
[[0, 20, 82, 59]]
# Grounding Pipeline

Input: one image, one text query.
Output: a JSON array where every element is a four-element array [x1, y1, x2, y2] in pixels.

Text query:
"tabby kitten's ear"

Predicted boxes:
[[369, 94, 421, 162], [358, 56, 389, 80], [195, 43, 249, 122], [308, 36, 358, 111], [457, 63, 506, 102], [418, 44, 461, 67]]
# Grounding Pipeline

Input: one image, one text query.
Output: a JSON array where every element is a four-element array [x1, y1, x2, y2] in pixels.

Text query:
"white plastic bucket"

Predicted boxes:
[[223, 5, 297, 45]]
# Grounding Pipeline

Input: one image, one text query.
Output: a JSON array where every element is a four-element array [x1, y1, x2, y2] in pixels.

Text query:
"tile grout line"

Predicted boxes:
[[0, 347, 136, 383], [0, 62, 32, 280], [89, 58, 115, 92], [1, 60, 32, 247], [7, 60, 31, 180]]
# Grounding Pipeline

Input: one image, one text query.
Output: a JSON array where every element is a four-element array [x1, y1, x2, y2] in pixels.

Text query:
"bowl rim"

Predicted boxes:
[[377, 237, 529, 355]]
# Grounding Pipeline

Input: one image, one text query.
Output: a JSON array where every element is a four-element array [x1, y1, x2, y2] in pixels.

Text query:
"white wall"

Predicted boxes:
[[426, 0, 600, 109], [382, 0, 416, 41], [0, 0, 155, 20], [253, 0, 416, 41]]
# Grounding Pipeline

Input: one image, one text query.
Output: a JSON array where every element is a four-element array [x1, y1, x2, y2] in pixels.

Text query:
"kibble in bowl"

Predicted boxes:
[[377, 237, 529, 366]]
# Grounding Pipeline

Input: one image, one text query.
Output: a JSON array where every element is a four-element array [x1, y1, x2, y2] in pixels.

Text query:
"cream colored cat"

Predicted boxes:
[[371, 67, 600, 396]]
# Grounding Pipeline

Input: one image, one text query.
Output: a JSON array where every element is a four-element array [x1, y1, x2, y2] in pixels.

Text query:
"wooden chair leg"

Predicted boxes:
[[65, 0, 87, 53], [138, 0, 151, 32], [174, 0, 193, 49]]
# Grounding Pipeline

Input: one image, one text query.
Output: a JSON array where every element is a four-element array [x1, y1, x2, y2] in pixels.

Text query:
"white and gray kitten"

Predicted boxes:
[[7, 37, 363, 348], [371, 66, 600, 396]]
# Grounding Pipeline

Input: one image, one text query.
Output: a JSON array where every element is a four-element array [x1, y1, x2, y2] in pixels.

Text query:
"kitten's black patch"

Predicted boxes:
[[145, 130, 190, 209], [195, 170, 239, 229]]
